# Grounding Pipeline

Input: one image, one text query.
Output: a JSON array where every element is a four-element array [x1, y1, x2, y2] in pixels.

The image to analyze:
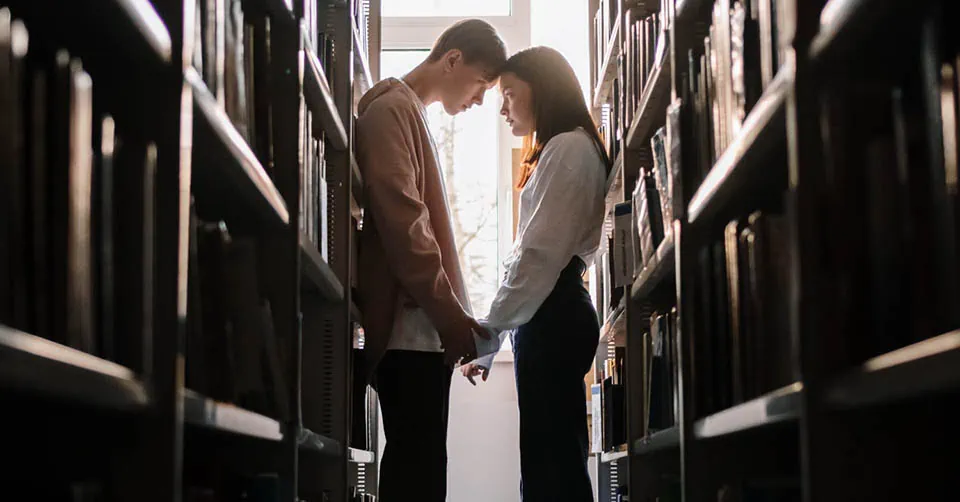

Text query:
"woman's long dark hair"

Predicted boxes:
[[501, 46, 611, 189]]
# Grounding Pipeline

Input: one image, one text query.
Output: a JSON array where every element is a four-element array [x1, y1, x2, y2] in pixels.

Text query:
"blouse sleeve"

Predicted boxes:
[[473, 132, 604, 367]]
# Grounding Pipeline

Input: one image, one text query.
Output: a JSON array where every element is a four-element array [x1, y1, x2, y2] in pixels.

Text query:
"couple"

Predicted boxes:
[[356, 19, 610, 502]]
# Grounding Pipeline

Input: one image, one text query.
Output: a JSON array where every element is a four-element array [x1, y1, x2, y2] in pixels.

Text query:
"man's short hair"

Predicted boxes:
[[427, 19, 507, 79]]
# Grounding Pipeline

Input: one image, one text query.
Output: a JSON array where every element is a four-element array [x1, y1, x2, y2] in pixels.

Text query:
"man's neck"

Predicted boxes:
[[402, 62, 441, 106]]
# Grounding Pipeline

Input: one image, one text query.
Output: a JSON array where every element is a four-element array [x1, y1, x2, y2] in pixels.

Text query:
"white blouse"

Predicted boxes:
[[475, 128, 608, 367]]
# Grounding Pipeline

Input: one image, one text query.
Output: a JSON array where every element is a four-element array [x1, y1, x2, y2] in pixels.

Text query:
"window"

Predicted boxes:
[[382, 0, 511, 18], [380, 50, 502, 316]]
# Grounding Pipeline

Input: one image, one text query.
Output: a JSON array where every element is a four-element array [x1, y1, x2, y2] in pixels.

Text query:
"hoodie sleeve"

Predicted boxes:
[[356, 97, 469, 337]]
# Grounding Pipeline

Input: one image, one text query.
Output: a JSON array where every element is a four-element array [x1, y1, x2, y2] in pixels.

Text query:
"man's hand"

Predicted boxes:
[[461, 362, 490, 386], [437, 313, 490, 366]]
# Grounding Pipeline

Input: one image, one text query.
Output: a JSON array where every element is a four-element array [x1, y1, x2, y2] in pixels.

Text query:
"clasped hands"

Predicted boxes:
[[437, 311, 495, 385]]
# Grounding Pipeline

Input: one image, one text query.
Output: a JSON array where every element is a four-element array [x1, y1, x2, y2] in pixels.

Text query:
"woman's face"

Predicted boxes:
[[499, 72, 535, 137]]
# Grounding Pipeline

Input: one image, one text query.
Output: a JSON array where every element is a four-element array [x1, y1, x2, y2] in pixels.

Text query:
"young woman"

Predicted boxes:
[[462, 46, 611, 501]]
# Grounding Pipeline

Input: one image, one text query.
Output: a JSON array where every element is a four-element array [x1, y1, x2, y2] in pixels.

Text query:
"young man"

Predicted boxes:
[[355, 19, 507, 502]]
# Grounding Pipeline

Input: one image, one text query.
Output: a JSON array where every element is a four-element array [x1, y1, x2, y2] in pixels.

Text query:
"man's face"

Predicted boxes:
[[437, 50, 497, 115]]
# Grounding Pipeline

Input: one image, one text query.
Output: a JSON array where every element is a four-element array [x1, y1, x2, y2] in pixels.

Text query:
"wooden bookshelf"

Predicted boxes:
[[297, 427, 343, 458], [348, 447, 376, 464], [601, 448, 630, 464], [593, 11, 622, 109], [693, 383, 803, 440], [591, 0, 960, 500], [686, 65, 792, 229], [300, 232, 345, 300], [825, 330, 960, 409], [352, 17, 374, 95], [625, 47, 671, 150], [0, 326, 150, 411], [188, 68, 291, 228], [302, 27, 349, 150], [0, 0, 378, 499], [351, 153, 365, 203], [632, 426, 680, 456], [183, 389, 284, 442], [630, 230, 675, 304]]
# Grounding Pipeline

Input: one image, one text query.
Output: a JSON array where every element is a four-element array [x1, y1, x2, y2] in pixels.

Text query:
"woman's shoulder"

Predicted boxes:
[[544, 127, 596, 152], [542, 128, 605, 168]]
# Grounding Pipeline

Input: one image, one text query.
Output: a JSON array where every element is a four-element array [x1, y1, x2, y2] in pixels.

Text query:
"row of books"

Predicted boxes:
[[185, 474, 284, 501], [354, 0, 370, 61], [683, 0, 789, 187], [630, 125, 675, 272], [592, 0, 621, 82], [300, 103, 330, 257], [811, 47, 960, 365], [194, 0, 260, 146], [601, 12, 666, 165], [623, 9, 666, 131], [303, 0, 338, 91], [0, 9, 154, 371], [643, 309, 679, 434], [186, 203, 291, 422], [717, 483, 800, 502], [694, 211, 792, 415], [593, 237, 624, 323], [601, 346, 626, 451], [597, 3, 668, 162]]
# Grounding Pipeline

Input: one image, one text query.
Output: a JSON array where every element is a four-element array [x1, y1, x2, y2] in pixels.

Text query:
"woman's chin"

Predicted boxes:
[[510, 125, 528, 137]]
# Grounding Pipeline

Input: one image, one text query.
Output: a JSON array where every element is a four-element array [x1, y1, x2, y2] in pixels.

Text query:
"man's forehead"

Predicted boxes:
[[465, 62, 500, 83]]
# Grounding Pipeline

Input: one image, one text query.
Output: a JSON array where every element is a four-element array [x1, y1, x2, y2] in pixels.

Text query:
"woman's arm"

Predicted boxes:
[[480, 131, 605, 349]]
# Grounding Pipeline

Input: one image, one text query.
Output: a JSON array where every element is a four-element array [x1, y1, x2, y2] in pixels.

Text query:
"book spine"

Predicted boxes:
[[67, 59, 94, 354]]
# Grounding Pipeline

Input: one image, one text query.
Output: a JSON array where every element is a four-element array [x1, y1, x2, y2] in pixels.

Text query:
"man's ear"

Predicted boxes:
[[443, 49, 463, 73]]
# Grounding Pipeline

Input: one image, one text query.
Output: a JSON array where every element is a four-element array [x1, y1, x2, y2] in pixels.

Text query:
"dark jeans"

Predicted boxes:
[[513, 258, 600, 502], [376, 350, 453, 502]]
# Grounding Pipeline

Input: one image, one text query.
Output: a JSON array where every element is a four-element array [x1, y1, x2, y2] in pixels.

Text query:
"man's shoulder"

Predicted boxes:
[[359, 81, 419, 120]]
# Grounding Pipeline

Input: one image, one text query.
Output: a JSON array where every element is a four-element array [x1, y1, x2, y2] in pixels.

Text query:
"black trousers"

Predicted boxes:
[[513, 258, 600, 502], [376, 349, 453, 502]]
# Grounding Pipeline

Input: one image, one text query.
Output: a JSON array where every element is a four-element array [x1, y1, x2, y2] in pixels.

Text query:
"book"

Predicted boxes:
[[647, 313, 667, 430], [634, 168, 665, 266], [723, 220, 744, 403], [738, 223, 757, 399], [612, 202, 634, 287], [712, 240, 732, 411], [140, 143, 157, 369], [197, 220, 239, 402], [651, 127, 672, 231], [200, 0, 225, 101], [96, 116, 116, 360], [54, 56, 95, 354], [29, 63, 50, 341], [0, 10, 30, 331], [757, 0, 777, 87], [186, 198, 208, 395], [224, 0, 248, 140], [48, 49, 73, 348], [222, 236, 269, 414], [747, 211, 793, 391], [260, 300, 290, 421], [695, 245, 717, 416]]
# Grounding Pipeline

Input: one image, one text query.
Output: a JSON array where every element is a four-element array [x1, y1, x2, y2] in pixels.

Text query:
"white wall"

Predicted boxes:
[[447, 358, 521, 502]]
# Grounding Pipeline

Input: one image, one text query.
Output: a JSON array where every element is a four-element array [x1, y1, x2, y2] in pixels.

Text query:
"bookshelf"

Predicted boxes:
[[0, 0, 378, 500], [0, 325, 150, 411], [592, 0, 960, 501]]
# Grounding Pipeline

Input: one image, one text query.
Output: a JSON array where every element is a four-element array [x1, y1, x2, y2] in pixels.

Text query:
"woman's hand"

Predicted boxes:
[[461, 362, 490, 386]]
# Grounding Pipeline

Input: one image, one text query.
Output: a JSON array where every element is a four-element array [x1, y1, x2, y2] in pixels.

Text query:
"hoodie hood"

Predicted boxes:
[[358, 77, 413, 115]]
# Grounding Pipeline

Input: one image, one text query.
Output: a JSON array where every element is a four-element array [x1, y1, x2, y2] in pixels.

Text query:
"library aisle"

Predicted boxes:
[[3, 0, 960, 501]]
